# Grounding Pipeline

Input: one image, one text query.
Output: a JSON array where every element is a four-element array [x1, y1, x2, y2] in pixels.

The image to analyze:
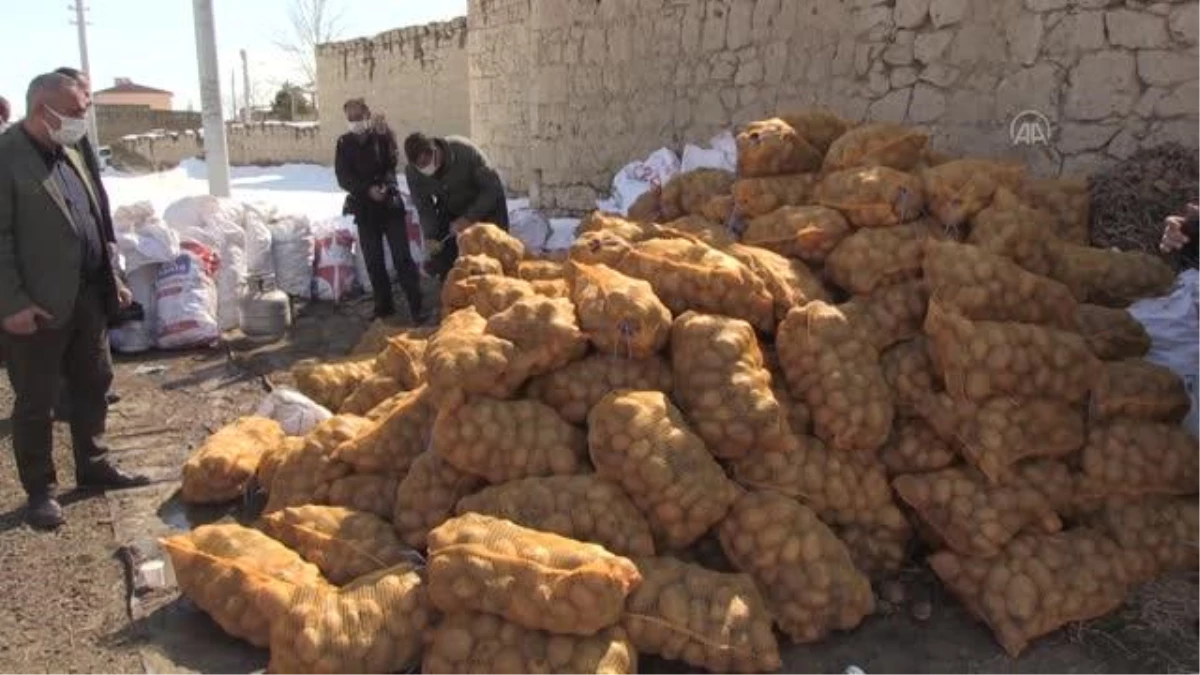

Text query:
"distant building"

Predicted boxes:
[[93, 77, 173, 111]]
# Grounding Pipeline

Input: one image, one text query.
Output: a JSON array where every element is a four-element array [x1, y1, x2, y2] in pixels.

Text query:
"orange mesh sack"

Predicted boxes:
[[326, 473, 397, 520], [1050, 244, 1176, 307], [182, 416, 286, 504], [929, 529, 1134, 657], [576, 212, 649, 242], [924, 240, 1079, 329], [527, 354, 673, 424], [815, 165, 926, 228], [1092, 497, 1199, 579], [292, 356, 376, 411], [658, 168, 736, 220], [923, 301, 1099, 404], [332, 386, 432, 476], [587, 390, 741, 550], [779, 108, 852, 154], [160, 523, 326, 647], [393, 450, 484, 549], [776, 301, 894, 453], [264, 415, 371, 513], [967, 194, 1060, 276], [442, 254, 507, 308], [732, 174, 818, 218], [443, 274, 539, 317], [623, 556, 781, 673], [458, 223, 525, 275], [530, 278, 571, 298], [822, 121, 927, 172], [569, 229, 637, 268], [742, 205, 851, 263], [518, 259, 566, 281], [263, 562, 430, 674], [920, 159, 1025, 228], [700, 195, 735, 223], [724, 243, 829, 322], [373, 331, 428, 389], [1015, 176, 1091, 244], [456, 475, 656, 558], [425, 307, 526, 408], [657, 215, 738, 248], [825, 219, 936, 295], [764, 350, 813, 434], [1074, 304, 1151, 360], [717, 491, 875, 642], [880, 337, 939, 416], [626, 186, 664, 223], [878, 417, 957, 476], [427, 513, 643, 635], [841, 279, 931, 352], [257, 505, 418, 585], [434, 397, 586, 484], [1090, 359, 1191, 423], [350, 319, 405, 356], [258, 436, 305, 493], [485, 295, 588, 376], [729, 434, 911, 576], [423, 612, 637, 674], [568, 262, 672, 359], [1078, 420, 1199, 499], [338, 373, 402, 416], [736, 118, 823, 177]]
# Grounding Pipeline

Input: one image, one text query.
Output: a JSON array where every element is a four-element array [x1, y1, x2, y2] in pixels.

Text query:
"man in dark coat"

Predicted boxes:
[[335, 98, 423, 321], [403, 132, 509, 280]]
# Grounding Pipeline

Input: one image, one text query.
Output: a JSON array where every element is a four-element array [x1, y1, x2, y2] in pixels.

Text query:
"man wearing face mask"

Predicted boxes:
[[0, 73, 149, 529], [403, 132, 509, 281], [0, 95, 11, 133], [335, 98, 424, 322]]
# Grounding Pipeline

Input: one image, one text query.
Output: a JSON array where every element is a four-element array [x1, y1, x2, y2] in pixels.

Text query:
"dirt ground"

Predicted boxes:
[[0, 293, 1196, 674]]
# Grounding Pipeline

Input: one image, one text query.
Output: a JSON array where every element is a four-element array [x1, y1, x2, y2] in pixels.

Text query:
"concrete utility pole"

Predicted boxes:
[[69, 2, 100, 149], [240, 49, 251, 123], [230, 68, 237, 120], [191, 0, 231, 197]]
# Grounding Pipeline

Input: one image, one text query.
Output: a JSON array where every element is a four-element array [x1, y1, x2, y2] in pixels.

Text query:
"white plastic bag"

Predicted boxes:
[[508, 206, 551, 253], [545, 218, 581, 251], [312, 219, 358, 302], [162, 196, 247, 332], [253, 388, 332, 436], [241, 203, 276, 278], [110, 265, 159, 354], [681, 130, 738, 173], [610, 147, 681, 215], [154, 241, 221, 350], [112, 201, 180, 271], [269, 215, 316, 298], [1129, 269, 1200, 436]]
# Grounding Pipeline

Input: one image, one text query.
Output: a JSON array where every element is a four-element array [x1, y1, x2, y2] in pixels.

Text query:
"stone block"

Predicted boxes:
[[1142, 118, 1200, 148], [929, 0, 969, 28], [1135, 86, 1167, 115], [868, 86, 913, 121], [1155, 80, 1200, 116], [1044, 11, 1107, 55], [892, 66, 920, 87], [884, 40, 916, 65], [702, 4, 729, 52], [1064, 51, 1139, 120], [712, 52, 739, 81], [736, 58, 766, 85], [915, 29, 955, 63], [1007, 12, 1045, 65], [1169, 4, 1199, 44], [1106, 121, 1147, 159], [908, 83, 948, 122], [1105, 9, 1169, 48], [727, 0, 755, 50], [1061, 151, 1109, 176], [854, 6, 894, 34], [869, 69, 892, 95], [753, 0, 782, 36], [1056, 122, 1121, 153], [996, 63, 1062, 120], [1137, 49, 1199, 86], [895, 0, 930, 28], [1025, 0, 1069, 10], [764, 40, 788, 84], [920, 63, 961, 87]]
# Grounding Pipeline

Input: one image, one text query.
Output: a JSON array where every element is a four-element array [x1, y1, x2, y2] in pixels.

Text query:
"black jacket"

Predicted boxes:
[[335, 129, 400, 217], [406, 136, 508, 240], [75, 135, 117, 248]]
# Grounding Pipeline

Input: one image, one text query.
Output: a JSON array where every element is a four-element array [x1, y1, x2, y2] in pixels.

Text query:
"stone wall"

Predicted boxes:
[[114, 123, 326, 170], [95, 105, 201, 147], [468, 0, 533, 193]]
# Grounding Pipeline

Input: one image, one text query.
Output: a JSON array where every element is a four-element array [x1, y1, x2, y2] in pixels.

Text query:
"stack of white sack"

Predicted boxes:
[[109, 202, 179, 353]]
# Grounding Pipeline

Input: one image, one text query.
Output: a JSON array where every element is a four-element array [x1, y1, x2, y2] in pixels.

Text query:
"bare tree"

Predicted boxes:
[[274, 0, 345, 89]]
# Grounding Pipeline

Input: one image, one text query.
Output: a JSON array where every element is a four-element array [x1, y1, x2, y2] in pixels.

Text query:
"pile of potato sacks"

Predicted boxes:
[[164, 109, 1199, 674]]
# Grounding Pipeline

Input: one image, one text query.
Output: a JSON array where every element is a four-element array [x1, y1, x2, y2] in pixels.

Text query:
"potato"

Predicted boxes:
[[292, 356, 376, 411], [518, 259, 566, 281], [1091, 497, 1199, 581], [1051, 244, 1176, 307], [372, 329, 429, 388], [776, 301, 894, 452], [424, 612, 637, 674], [427, 513, 642, 635], [878, 417, 957, 476], [815, 165, 927, 228], [160, 523, 326, 647], [258, 436, 305, 492], [456, 475, 655, 558], [181, 416, 286, 504], [742, 205, 851, 263], [880, 337, 939, 416], [458, 222, 525, 275], [485, 295, 589, 377], [1014, 176, 1090, 244], [825, 220, 939, 295], [1074, 304, 1151, 361], [968, 191, 1060, 277], [657, 168, 737, 221], [822, 121, 927, 172], [425, 308, 527, 409], [1091, 359, 1191, 423], [576, 212, 649, 243], [264, 415, 371, 514], [732, 174, 819, 218], [332, 386, 433, 476], [393, 450, 483, 549], [842, 279, 931, 352], [737, 118, 823, 177], [527, 353, 674, 425], [1078, 419, 1200, 499], [920, 159, 1025, 228], [762, 346, 813, 434], [779, 108, 852, 154], [442, 254, 507, 308], [257, 505, 419, 585], [623, 556, 781, 673], [442, 274, 540, 317], [588, 391, 741, 550], [568, 262, 672, 359], [670, 312, 789, 457], [326, 473, 397, 520], [434, 397, 585, 484], [724, 243, 829, 322]]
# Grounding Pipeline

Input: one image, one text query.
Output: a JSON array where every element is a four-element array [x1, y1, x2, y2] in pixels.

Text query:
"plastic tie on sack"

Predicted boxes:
[[726, 206, 749, 240]]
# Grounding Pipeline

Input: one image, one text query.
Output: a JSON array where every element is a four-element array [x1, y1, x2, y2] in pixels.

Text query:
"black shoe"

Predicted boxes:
[[372, 307, 397, 322], [76, 462, 151, 491], [106, 392, 121, 405], [25, 494, 65, 530]]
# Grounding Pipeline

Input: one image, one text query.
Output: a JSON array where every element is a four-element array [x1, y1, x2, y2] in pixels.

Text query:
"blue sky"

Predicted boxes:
[[0, 0, 467, 117]]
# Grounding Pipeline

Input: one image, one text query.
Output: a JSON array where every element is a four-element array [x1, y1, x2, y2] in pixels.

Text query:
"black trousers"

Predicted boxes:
[[1, 282, 113, 497], [356, 204, 422, 317]]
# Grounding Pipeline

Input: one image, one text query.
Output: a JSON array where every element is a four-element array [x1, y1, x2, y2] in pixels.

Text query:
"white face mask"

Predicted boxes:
[[0, 121, 9, 134], [348, 120, 368, 135], [418, 163, 437, 177], [45, 106, 88, 145]]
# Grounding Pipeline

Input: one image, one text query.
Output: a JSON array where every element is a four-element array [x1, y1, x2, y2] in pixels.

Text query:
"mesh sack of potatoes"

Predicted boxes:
[[776, 300, 895, 452], [736, 118, 823, 177], [657, 215, 738, 248], [623, 555, 781, 673], [729, 433, 912, 576], [1078, 419, 1200, 499], [928, 528, 1135, 657], [576, 212, 649, 243], [425, 307, 526, 408], [443, 274, 540, 317], [458, 223, 525, 275], [373, 331, 428, 389], [1092, 497, 1199, 578], [338, 373, 402, 417], [967, 195, 1060, 277], [815, 165, 927, 228], [1074, 304, 1151, 360], [923, 301, 1099, 404], [292, 356, 376, 411], [264, 415, 371, 513], [658, 168, 737, 221], [670, 312, 789, 458], [924, 240, 1080, 329], [880, 337, 940, 416], [485, 295, 588, 377], [257, 505, 418, 585], [434, 397, 587, 484], [700, 195, 734, 223], [587, 390, 741, 550], [779, 108, 852, 154], [518, 259, 565, 281], [724, 243, 829, 322], [717, 491, 875, 642], [1013, 459, 1083, 517], [920, 159, 1025, 228], [529, 278, 571, 298], [424, 612, 637, 674], [427, 513, 643, 635], [878, 417, 957, 476], [1090, 359, 1191, 423], [332, 386, 432, 476], [893, 466, 1063, 557], [626, 185, 665, 223], [1050, 244, 1176, 307], [393, 450, 484, 549], [826, 219, 939, 295], [567, 262, 672, 359], [326, 473, 398, 520], [841, 279, 931, 352], [258, 436, 305, 493], [920, 146, 957, 167], [1015, 176, 1090, 245], [456, 475, 656, 558], [742, 205, 851, 263], [527, 354, 673, 424], [822, 121, 928, 172], [569, 229, 637, 268], [160, 523, 326, 647], [351, 320, 409, 355], [362, 391, 409, 422], [263, 562, 430, 674], [732, 174, 818, 218], [764, 350, 813, 434], [442, 254, 507, 308], [181, 416, 286, 504]]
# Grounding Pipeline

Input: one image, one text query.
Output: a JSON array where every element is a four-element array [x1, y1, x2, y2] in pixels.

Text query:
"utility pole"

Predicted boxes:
[[69, 2, 100, 149], [240, 49, 251, 123], [230, 68, 237, 120], [191, 0, 231, 197]]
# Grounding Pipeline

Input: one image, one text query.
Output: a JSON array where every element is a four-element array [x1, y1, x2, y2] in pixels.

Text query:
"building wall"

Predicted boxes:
[[95, 105, 201, 146], [93, 91, 173, 111], [114, 123, 326, 170], [468, 0, 533, 192]]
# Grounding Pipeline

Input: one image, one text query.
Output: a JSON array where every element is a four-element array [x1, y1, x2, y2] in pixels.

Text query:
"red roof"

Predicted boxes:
[[95, 78, 172, 96]]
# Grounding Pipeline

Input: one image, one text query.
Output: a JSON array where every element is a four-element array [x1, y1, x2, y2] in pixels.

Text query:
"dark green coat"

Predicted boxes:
[[405, 136, 509, 240]]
